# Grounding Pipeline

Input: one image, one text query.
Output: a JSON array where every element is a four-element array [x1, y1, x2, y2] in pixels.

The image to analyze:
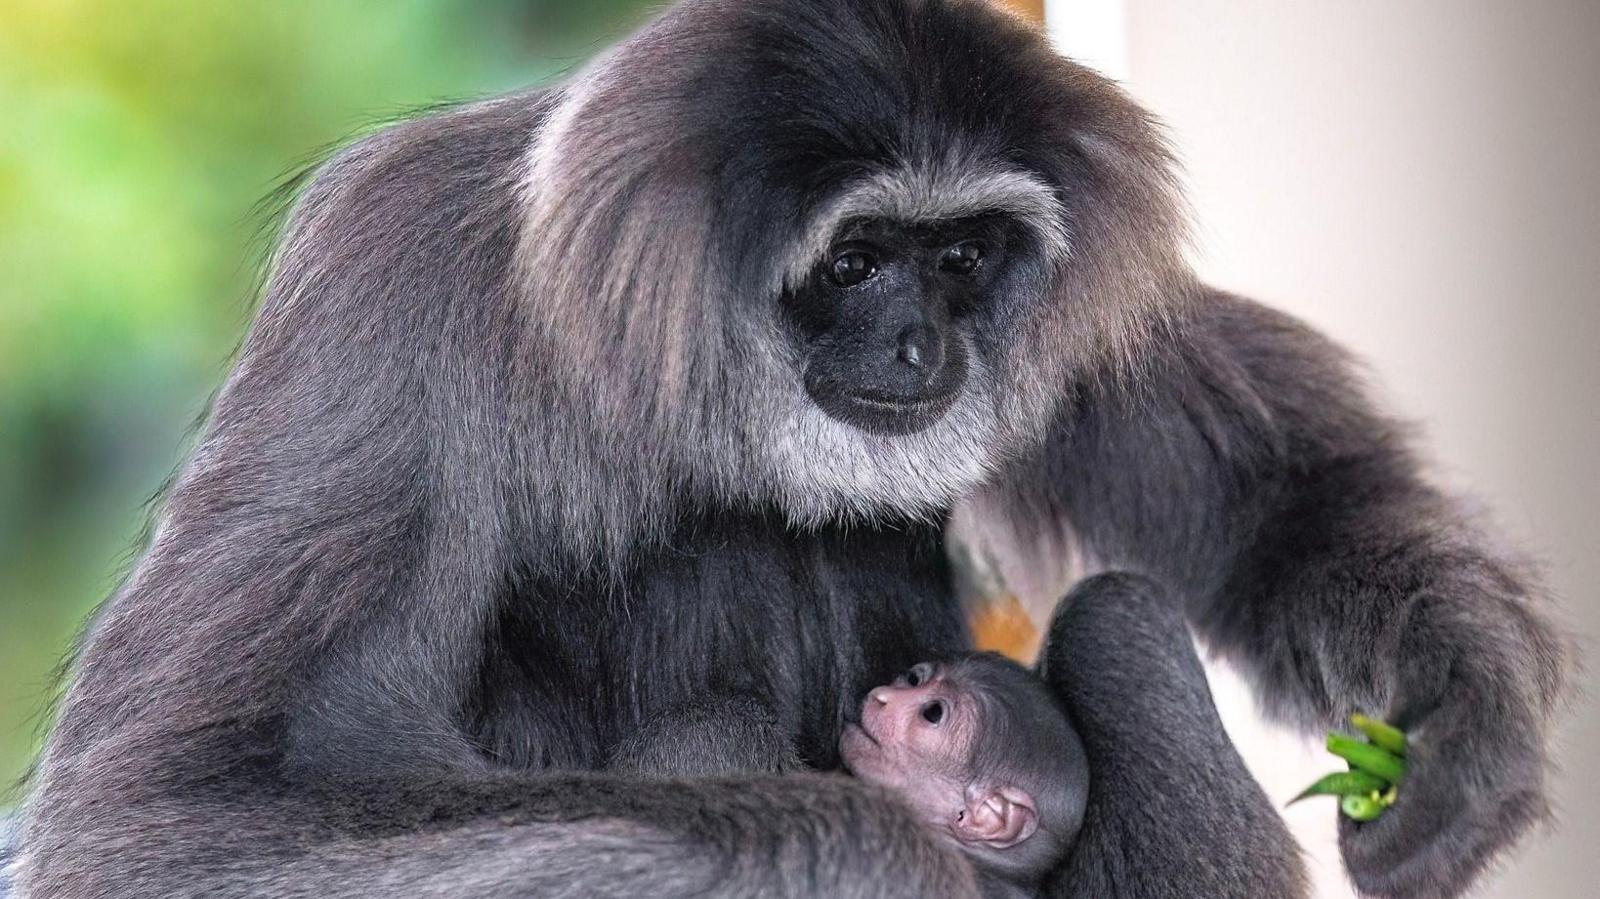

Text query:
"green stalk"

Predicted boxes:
[[1350, 714, 1408, 757], [1327, 733, 1407, 784], [1289, 770, 1391, 805]]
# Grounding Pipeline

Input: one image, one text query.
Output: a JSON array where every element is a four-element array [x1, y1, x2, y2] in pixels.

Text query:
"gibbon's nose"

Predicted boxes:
[[895, 324, 943, 377], [866, 680, 943, 738], [870, 680, 934, 711]]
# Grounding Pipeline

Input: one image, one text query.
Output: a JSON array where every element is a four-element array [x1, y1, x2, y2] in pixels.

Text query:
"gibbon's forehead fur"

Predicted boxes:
[[516, 0, 1191, 531]]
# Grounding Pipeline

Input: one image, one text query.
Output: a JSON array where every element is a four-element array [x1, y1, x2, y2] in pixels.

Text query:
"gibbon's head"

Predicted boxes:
[[518, 0, 1191, 530]]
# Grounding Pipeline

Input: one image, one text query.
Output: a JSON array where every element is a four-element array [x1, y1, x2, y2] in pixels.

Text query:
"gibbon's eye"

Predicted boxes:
[[830, 250, 879, 287], [920, 700, 946, 725], [939, 241, 985, 275], [903, 663, 933, 687]]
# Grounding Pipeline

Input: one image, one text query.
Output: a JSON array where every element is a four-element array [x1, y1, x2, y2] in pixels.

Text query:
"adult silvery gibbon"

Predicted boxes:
[[13, 1, 1569, 897]]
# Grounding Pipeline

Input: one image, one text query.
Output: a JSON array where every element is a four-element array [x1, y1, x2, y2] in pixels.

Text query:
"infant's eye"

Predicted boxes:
[[920, 700, 945, 725], [904, 663, 934, 687]]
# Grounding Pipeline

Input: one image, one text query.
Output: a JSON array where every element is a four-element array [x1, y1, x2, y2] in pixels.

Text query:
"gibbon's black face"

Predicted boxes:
[[786, 215, 1021, 436]]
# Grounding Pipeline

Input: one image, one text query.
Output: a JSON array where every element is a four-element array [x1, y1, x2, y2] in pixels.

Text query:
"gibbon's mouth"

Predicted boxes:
[[840, 721, 881, 769], [844, 386, 958, 411], [845, 719, 881, 748], [820, 385, 962, 436]]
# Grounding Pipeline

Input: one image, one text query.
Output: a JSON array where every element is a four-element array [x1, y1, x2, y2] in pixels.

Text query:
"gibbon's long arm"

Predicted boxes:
[[1039, 573, 1308, 899], [1006, 289, 1570, 898]]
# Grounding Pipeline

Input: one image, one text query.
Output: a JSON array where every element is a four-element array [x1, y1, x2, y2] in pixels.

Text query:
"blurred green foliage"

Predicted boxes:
[[0, 0, 653, 794]]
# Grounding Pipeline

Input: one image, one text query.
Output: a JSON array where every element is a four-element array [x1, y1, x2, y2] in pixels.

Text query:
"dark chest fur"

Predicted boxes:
[[471, 512, 967, 771]]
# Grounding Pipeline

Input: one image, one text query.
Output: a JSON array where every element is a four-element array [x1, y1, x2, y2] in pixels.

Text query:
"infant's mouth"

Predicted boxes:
[[845, 720, 880, 747]]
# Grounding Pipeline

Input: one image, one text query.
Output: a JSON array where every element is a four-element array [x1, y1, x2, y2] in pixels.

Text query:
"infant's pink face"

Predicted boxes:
[[841, 662, 976, 815]]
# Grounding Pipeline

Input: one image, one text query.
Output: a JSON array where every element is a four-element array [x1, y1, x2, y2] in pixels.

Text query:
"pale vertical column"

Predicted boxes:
[[1044, 0, 1129, 81]]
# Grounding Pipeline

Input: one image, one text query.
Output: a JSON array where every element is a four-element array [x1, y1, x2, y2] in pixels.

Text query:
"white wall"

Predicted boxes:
[[1051, 2, 1600, 897]]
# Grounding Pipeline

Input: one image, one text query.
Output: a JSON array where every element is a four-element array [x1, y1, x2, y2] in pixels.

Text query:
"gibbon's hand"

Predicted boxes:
[[1337, 693, 1549, 899]]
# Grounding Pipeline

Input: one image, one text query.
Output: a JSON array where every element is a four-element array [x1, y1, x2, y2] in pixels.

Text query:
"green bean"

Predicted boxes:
[[1341, 793, 1386, 822], [1350, 714, 1408, 757], [1289, 770, 1391, 805], [1327, 733, 1407, 784]]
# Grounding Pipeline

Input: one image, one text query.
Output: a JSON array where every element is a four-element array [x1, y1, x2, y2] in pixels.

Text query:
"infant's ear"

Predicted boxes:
[[954, 784, 1038, 849]]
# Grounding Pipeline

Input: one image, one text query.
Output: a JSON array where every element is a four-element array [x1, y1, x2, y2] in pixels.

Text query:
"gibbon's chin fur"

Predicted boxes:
[[753, 353, 1008, 528]]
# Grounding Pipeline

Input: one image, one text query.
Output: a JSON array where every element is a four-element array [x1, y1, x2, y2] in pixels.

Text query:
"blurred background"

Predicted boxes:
[[0, 1, 1594, 896], [0, 0, 658, 788]]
